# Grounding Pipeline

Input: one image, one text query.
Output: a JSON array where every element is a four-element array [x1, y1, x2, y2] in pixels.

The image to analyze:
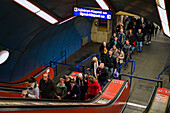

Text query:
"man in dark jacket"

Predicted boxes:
[[99, 42, 109, 55], [123, 40, 132, 69], [106, 50, 117, 77], [76, 73, 88, 100], [39, 73, 55, 99], [68, 80, 81, 100], [136, 29, 144, 52], [96, 63, 109, 88]]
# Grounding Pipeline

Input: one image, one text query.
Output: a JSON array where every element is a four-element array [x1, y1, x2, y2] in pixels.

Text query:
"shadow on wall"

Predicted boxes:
[[0, 17, 94, 82]]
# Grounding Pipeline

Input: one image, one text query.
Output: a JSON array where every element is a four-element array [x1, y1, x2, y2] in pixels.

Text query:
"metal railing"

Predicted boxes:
[[117, 60, 163, 87], [157, 66, 170, 81], [76, 54, 99, 71], [51, 54, 99, 75]]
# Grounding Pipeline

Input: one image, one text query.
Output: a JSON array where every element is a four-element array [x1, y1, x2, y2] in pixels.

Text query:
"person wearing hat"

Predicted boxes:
[[88, 76, 102, 99], [96, 63, 109, 88], [76, 73, 88, 100], [67, 80, 81, 100], [87, 56, 101, 78]]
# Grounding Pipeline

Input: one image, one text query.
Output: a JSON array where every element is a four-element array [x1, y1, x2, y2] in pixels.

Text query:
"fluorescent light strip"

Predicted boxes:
[[95, 0, 109, 10], [36, 10, 58, 24], [157, 6, 168, 24], [162, 22, 170, 37], [14, 0, 40, 13], [158, 0, 165, 9], [59, 16, 76, 25], [14, 0, 58, 24]]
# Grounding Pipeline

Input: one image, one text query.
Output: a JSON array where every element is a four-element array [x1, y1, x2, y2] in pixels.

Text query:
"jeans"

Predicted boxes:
[[137, 41, 142, 52], [147, 33, 152, 42]]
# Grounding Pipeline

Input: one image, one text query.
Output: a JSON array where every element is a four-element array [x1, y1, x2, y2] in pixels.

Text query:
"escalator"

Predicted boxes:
[[0, 79, 130, 113], [0, 66, 54, 98], [143, 87, 170, 113]]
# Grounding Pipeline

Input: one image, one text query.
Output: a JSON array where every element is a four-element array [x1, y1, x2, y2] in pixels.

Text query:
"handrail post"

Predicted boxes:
[[82, 65, 85, 79], [131, 61, 133, 75], [160, 81, 163, 88], [50, 61, 53, 67]]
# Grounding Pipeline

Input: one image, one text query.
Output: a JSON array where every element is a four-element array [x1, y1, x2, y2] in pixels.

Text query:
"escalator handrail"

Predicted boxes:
[[143, 86, 158, 113], [0, 80, 128, 110]]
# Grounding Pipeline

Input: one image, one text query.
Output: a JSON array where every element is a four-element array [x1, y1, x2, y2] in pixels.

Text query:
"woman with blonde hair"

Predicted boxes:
[[87, 56, 100, 78]]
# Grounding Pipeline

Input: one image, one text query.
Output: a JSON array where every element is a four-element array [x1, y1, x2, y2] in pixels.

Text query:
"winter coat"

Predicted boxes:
[[55, 83, 67, 99], [39, 78, 55, 99], [117, 50, 124, 64], [88, 80, 101, 96], [68, 84, 81, 100], [96, 67, 109, 83], [106, 55, 117, 69], [25, 82, 39, 99], [123, 44, 132, 55], [136, 33, 144, 42]]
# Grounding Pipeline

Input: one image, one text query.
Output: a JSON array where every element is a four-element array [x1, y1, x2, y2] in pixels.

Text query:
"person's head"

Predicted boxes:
[[114, 37, 118, 41], [99, 63, 104, 69], [134, 21, 136, 25], [104, 47, 107, 51], [103, 42, 106, 47], [142, 23, 145, 27], [42, 73, 49, 82], [126, 40, 130, 45], [78, 73, 83, 79], [92, 56, 98, 63], [138, 29, 142, 33], [113, 33, 116, 37], [109, 50, 113, 56], [25, 77, 36, 88], [129, 29, 133, 33], [59, 78, 64, 86], [113, 45, 116, 50], [70, 80, 76, 87], [88, 76, 96, 83], [64, 75, 70, 82], [120, 29, 123, 33], [119, 22, 122, 25]]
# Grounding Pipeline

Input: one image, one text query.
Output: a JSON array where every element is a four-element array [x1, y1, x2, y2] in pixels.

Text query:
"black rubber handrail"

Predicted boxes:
[[143, 86, 158, 113]]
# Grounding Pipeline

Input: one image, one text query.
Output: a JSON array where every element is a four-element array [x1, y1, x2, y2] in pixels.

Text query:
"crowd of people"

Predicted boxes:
[[22, 16, 159, 101]]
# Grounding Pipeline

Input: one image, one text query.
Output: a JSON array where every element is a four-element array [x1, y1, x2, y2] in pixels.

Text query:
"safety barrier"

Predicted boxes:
[[157, 66, 170, 81], [117, 60, 163, 87], [51, 54, 99, 75]]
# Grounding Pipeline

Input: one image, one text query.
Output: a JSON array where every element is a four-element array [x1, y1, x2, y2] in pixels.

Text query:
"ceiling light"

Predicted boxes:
[[95, 0, 109, 10], [157, 6, 168, 24], [0, 50, 9, 64], [158, 0, 165, 9], [161, 22, 170, 37], [14, 0, 40, 13], [59, 16, 76, 25], [36, 10, 58, 24]]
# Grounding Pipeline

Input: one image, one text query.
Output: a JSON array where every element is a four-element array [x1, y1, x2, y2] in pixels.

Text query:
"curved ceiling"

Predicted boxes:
[[0, 0, 162, 82]]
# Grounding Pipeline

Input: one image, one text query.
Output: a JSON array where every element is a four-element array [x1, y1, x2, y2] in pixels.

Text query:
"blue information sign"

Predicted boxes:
[[73, 7, 112, 20]]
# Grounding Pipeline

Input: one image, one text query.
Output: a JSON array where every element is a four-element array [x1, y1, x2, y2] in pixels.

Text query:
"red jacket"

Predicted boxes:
[[88, 80, 101, 95]]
